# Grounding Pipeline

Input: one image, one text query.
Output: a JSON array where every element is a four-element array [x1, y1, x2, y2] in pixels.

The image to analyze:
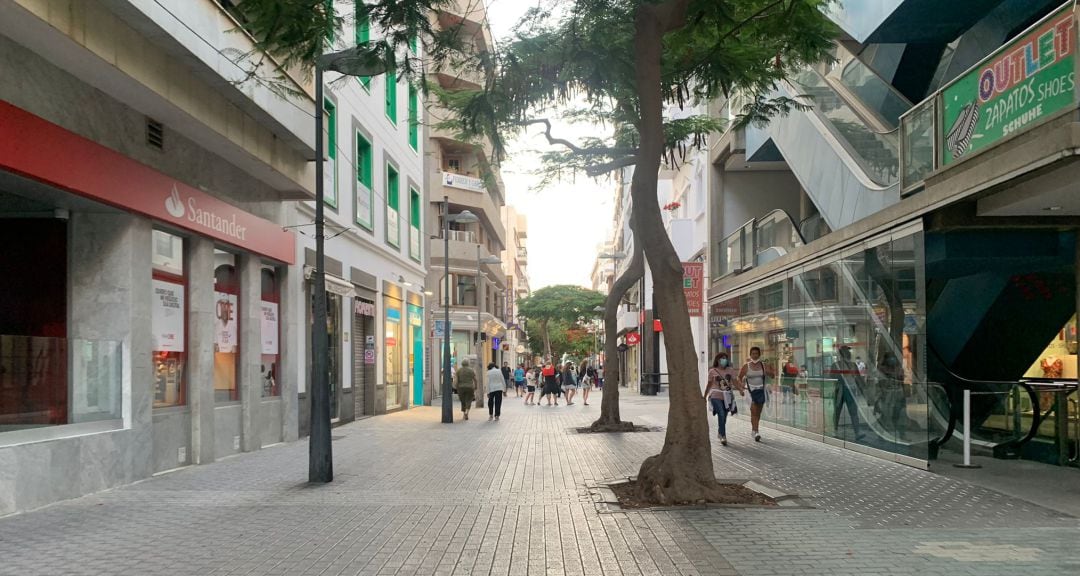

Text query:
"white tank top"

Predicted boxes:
[[745, 361, 766, 390]]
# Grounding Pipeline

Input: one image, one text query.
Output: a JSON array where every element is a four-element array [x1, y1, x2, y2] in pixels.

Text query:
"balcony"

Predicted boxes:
[[442, 171, 486, 193], [447, 230, 476, 243], [436, 172, 505, 248], [429, 239, 505, 287], [515, 246, 527, 264]]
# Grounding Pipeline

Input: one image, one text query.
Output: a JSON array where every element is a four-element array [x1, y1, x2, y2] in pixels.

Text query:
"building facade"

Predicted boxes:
[[0, 0, 313, 515], [424, 0, 509, 396], [294, 0, 429, 433], [707, 0, 1079, 468], [502, 206, 530, 367]]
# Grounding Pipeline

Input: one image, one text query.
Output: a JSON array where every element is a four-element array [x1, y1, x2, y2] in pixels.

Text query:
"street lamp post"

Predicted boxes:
[[311, 45, 388, 483], [475, 245, 502, 409], [441, 202, 478, 423]]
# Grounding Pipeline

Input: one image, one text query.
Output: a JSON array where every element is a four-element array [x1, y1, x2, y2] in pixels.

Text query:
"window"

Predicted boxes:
[[260, 267, 281, 397], [446, 157, 462, 173], [355, 2, 371, 89], [409, 187, 421, 261], [386, 163, 400, 248], [456, 275, 477, 306], [385, 67, 397, 124], [323, 98, 338, 208], [152, 230, 186, 408], [355, 132, 374, 231], [408, 85, 419, 150], [213, 251, 240, 403]]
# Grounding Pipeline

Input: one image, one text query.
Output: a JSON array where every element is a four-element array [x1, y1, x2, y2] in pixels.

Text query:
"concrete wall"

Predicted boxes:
[[717, 169, 804, 239]]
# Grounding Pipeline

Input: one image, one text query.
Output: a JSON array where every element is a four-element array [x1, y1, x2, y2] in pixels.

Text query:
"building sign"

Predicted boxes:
[[682, 262, 704, 317], [942, 6, 1075, 165], [432, 320, 448, 338], [0, 102, 295, 263], [492, 336, 501, 351], [260, 301, 279, 355], [354, 299, 376, 316], [625, 332, 641, 346], [442, 171, 485, 192], [215, 292, 238, 353], [151, 279, 184, 352]]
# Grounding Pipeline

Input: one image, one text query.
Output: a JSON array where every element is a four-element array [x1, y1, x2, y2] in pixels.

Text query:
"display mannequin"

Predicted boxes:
[[1041, 355, 1063, 379]]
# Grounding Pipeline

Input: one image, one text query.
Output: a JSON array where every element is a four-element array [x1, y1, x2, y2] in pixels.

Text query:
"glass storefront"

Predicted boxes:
[[152, 230, 186, 407], [260, 267, 280, 397], [408, 303, 424, 406], [711, 229, 934, 460]]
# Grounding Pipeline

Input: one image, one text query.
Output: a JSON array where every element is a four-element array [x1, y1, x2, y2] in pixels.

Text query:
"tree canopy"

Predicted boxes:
[[517, 285, 605, 360]]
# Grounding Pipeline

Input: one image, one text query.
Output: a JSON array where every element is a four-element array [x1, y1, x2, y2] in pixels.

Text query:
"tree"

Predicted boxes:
[[527, 318, 595, 362], [445, 0, 835, 503], [517, 285, 605, 361]]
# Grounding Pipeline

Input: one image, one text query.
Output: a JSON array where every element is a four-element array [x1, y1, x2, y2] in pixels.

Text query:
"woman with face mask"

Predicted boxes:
[[704, 352, 743, 445], [738, 346, 775, 441]]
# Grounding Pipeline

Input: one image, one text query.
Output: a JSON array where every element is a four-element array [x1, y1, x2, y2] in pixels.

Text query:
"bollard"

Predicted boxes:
[[954, 388, 981, 469]]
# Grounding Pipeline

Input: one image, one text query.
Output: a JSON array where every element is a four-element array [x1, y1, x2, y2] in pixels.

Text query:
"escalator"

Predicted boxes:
[[745, 43, 909, 230]]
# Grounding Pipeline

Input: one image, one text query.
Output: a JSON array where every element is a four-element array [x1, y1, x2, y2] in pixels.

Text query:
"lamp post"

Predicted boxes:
[[440, 201, 478, 423], [475, 245, 502, 409], [310, 45, 388, 484]]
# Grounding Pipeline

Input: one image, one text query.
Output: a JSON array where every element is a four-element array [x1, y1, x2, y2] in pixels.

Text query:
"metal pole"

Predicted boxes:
[[309, 65, 333, 483], [954, 388, 980, 468], [441, 197, 453, 423], [475, 243, 485, 409]]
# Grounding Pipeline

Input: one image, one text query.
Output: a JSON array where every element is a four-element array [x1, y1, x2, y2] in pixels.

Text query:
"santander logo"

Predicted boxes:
[[165, 185, 185, 218]]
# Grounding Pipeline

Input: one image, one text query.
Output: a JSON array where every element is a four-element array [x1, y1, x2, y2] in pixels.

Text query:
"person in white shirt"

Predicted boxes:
[[485, 362, 506, 421]]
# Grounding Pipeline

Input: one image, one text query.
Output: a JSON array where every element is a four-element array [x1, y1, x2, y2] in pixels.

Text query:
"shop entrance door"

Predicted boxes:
[[412, 324, 424, 406]]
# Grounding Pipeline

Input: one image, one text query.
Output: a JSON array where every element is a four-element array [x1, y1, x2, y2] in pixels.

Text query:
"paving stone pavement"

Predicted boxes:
[[0, 391, 1078, 575]]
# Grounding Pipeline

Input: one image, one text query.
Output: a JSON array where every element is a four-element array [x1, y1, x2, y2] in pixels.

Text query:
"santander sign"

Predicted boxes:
[[0, 101, 294, 263]]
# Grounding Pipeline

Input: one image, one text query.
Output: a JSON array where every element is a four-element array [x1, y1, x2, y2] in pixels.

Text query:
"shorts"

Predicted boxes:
[[749, 388, 767, 405], [515, 380, 525, 387], [526, 385, 536, 393], [562, 385, 578, 392]]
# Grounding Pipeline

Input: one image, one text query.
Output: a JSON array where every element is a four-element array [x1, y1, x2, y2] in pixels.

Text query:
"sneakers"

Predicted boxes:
[[463, 412, 468, 420], [721, 436, 727, 446], [754, 431, 761, 442], [488, 415, 493, 421], [495, 416, 500, 421]]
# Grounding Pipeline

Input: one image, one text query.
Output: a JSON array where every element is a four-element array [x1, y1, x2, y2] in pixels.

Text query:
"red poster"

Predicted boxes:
[[682, 262, 704, 317]]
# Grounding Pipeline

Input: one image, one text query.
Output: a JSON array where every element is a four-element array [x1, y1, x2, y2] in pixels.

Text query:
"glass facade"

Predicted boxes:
[[152, 230, 186, 407], [260, 267, 280, 398], [384, 294, 404, 410], [711, 229, 937, 460], [213, 251, 239, 403]]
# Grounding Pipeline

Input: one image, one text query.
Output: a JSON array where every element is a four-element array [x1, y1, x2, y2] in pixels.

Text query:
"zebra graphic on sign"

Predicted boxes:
[[946, 101, 979, 159]]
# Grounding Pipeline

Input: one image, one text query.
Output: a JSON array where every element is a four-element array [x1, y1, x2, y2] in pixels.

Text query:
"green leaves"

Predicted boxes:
[[517, 285, 606, 326]]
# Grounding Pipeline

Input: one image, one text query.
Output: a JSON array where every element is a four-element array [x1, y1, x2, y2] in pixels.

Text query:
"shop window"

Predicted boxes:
[[356, 132, 374, 231], [214, 251, 240, 403], [384, 295, 403, 410], [456, 275, 477, 306], [152, 230, 186, 408], [261, 267, 281, 397]]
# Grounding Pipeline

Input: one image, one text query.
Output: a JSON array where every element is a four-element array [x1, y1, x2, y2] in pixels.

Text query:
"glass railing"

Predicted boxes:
[[754, 210, 804, 265], [0, 336, 123, 433], [823, 43, 912, 129], [718, 219, 754, 277], [900, 99, 936, 193], [791, 67, 900, 186]]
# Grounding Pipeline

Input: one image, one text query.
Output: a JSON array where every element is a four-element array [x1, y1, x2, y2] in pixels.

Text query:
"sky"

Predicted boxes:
[[484, 1, 614, 291]]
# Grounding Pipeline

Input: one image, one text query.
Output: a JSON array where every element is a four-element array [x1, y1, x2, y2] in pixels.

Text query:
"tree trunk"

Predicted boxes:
[[631, 0, 720, 505], [591, 237, 644, 432], [541, 319, 552, 361]]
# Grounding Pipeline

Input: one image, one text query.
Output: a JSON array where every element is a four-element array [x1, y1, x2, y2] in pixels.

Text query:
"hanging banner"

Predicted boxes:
[[151, 279, 185, 352], [682, 262, 704, 317], [941, 5, 1075, 165], [260, 301, 279, 355], [215, 292, 238, 353]]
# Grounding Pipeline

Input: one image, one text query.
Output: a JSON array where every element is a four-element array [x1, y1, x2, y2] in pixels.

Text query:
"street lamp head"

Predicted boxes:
[[316, 44, 389, 76]]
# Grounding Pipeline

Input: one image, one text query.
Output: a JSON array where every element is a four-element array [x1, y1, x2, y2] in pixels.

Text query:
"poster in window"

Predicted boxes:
[[215, 292, 238, 353], [261, 301, 279, 355], [357, 182, 373, 230], [323, 155, 336, 204], [387, 206, 400, 247], [152, 279, 185, 352]]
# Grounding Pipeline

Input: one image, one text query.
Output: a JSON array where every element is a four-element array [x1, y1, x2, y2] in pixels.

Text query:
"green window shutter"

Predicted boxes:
[[356, 132, 373, 230], [387, 167, 399, 207], [324, 0, 335, 43], [410, 189, 420, 227], [324, 98, 337, 208], [409, 35, 418, 54], [386, 164, 400, 247], [357, 134, 372, 189], [355, 2, 371, 89], [408, 86, 418, 150], [385, 68, 397, 124]]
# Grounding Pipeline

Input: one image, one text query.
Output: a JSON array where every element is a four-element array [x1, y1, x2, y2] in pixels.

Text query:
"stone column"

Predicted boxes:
[[187, 237, 215, 465], [239, 253, 262, 452], [280, 264, 300, 442]]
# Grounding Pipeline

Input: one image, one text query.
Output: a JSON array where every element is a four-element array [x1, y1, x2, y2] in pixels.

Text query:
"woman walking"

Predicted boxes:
[[486, 362, 506, 421], [455, 359, 476, 420], [704, 352, 742, 445], [738, 346, 775, 441], [524, 366, 538, 405], [578, 361, 595, 406], [541, 362, 560, 406], [561, 362, 579, 405]]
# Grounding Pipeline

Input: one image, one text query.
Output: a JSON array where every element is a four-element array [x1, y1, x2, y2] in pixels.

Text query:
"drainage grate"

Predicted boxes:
[[146, 118, 164, 150]]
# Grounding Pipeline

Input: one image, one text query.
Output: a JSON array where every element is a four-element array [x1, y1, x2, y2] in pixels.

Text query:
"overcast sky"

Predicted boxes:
[[485, 0, 614, 291]]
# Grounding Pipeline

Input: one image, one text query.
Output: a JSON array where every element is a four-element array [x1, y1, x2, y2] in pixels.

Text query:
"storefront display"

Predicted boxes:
[[260, 267, 280, 397], [1025, 315, 1079, 380], [213, 252, 239, 402], [384, 294, 404, 411], [151, 230, 185, 408]]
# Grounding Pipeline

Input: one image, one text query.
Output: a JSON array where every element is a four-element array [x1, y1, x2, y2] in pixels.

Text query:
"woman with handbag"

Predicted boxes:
[[455, 360, 477, 420], [738, 346, 775, 442], [705, 352, 742, 445]]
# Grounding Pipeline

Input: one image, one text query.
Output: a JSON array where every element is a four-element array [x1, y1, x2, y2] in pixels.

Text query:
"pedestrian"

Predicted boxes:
[[501, 361, 513, 394], [578, 361, 595, 406], [704, 352, 742, 445], [561, 361, 578, 405], [513, 364, 526, 397], [541, 362, 560, 406], [486, 362, 506, 421], [455, 359, 476, 420], [738, 346, 775, 441], [827, 345, 864, 439], [525, 366, 538, 405], [596, 364, 603, 389]]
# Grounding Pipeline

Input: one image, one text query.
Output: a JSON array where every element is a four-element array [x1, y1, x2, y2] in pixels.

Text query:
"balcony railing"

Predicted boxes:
[[899, 2, 1075, 195], [447, 230, 476, 243], [718, 210, 806, 278]]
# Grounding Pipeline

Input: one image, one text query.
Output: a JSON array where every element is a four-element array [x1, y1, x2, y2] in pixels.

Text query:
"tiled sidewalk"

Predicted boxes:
[[0, 392, 1077, 575]]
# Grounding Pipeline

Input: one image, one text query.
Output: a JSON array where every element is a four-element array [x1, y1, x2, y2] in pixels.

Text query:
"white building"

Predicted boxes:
[[502, 206, 530, 367]]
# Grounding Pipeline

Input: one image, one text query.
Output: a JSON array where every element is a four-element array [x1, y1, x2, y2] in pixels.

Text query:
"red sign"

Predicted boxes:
[[625, 332, 641, 346], [385, 337, 397, 347], [653, 319, 662, 332], [0, 101, 295, 263], [682, 262, 704, 317]]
